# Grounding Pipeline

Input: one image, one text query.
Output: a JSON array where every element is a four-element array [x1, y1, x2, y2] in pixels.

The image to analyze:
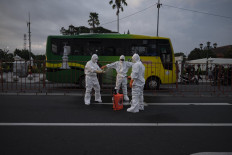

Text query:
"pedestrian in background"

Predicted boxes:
[[197, 64, 202, 81], [208, 66, 213, 82]]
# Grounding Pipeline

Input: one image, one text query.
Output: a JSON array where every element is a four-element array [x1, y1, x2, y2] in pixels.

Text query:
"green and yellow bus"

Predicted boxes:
[[46, 34, 176, 89]]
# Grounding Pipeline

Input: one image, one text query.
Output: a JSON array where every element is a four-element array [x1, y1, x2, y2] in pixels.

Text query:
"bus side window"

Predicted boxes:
[[88, 41, 103, 55], [116, 48, 123, 56], [131, 46, 147, 56], [73, 49, 81, 55], [71, 39, 83, 55], [104, 47, 115, 56], [52, 44, 57, 54], [146, 43, 158, 56], [159, 45, 172, 70], [51, 39, 60, 55], [161, 48, 171, 62]]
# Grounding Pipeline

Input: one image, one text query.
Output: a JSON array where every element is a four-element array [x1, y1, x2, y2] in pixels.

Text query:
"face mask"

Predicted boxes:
[[132, 58, 136, 63], [92, 58, 98, 63], [95, 58, 98, 63]]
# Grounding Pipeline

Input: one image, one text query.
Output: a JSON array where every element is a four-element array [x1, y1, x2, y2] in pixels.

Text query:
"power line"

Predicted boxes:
[[101, 4, 156, 26], [163, 4, 232, 20], [101, 2, 232, 27]]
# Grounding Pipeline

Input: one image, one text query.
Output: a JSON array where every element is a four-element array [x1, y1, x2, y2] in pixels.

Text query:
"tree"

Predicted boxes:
[[60, 27, 68, 35], [174, 52, 186, 58], [127, 29, 130, 34], [68, 25, 75, 35], [188, 48, 216, 60], [0, 48, 14, 62], [13, 49, 35, 61], [188, 48, 203, 60], [34, 55, 46, 61], [174, 52, 187, 62], [60, 25, 116, 35], [0, 49, 7, 61], [88, 12, 100, 31], [95, 26, 116, 33], [60, 26, 89, 35], [109, 0, 128, 33]]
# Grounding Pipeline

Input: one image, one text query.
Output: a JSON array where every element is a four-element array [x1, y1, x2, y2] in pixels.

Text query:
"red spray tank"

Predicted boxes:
[[112, 89, 123, 111]]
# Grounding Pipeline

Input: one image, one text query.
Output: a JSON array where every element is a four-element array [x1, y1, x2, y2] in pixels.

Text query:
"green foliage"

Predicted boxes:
[[109, 0, 128, 32], [109, 0, 127, 15], [187, 48, 201, 60], [14, 49, 35, 61], [95, 26, 116, 33], [0, 49, 13, 71], [34, 55, 46, 69], [88, 12, 100, 29], [34, 55, 46, 61], [174, 52, 187, 63], [0, 49, 14, 61], [188, 48, 216, 60], [13, 49, 45, 61], [60, 25, 116, 35], [174, 52, 186, 58]]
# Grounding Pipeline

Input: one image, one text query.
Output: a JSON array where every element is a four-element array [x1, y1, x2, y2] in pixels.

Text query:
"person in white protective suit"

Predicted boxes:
[[101, 55, 133, 101], [84, 54, 105, 105], [127, 54, 145, 113]]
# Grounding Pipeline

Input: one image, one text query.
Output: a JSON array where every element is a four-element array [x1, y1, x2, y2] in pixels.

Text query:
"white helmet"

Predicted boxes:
[[91, 54, 98, 63], [132, 54, 140, 63], [120, 55, 125, 61]]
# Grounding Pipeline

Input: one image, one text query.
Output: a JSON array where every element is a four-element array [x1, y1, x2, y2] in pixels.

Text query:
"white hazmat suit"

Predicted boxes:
[[105, 55, 133, 101], [84, 54, 104, 105], [127, 54, 145, 113]]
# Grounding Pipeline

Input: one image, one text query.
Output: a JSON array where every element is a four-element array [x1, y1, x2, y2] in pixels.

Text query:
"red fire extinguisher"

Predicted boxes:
[[112, 89, 123, 111]]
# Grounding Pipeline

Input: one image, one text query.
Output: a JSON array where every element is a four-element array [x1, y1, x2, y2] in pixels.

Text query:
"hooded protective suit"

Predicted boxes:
[[84, 54, 103, 105], [106, 55, 133, 101], [127, 54, 145, 113]]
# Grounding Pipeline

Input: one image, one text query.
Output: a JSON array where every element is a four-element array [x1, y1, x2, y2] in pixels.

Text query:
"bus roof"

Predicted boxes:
[[47, 34, 170, 40]]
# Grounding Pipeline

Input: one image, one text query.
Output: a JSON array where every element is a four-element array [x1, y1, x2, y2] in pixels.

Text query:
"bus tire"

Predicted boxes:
[[79, 76, 85, 89], [146, 77, 160, 90]]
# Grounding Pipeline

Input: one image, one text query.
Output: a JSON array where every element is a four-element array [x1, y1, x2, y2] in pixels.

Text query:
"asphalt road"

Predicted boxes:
[[0, 95, 232, 155]]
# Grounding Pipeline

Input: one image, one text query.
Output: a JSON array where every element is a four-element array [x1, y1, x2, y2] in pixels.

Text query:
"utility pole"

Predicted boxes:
[[117, 10, 119, 33], [24, 34, 27, 50], [27, 12, 31, 65], [156, 0, 162, 37]]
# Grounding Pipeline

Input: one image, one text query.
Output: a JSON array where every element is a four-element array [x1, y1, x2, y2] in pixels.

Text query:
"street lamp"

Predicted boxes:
[[199, 42, 217, 76], [199, 43, 203, 50], [213, 43, 217, 49], [206, 42, 211, 75], [206, 41, 211, 60]]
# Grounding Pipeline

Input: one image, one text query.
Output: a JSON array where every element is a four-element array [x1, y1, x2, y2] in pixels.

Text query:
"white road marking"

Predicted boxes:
[[94, 103, 231, 106], [191, 152, 232, 155], [0, 123, 232, 127], [146, 103, 231, 106]]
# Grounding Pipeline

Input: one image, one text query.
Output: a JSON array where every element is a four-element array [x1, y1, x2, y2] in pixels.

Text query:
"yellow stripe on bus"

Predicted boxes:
[[46, 62, 85, 69]]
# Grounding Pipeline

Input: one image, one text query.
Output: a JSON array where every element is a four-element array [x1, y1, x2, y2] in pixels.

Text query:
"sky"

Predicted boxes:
[[0, 0, 232, 56]]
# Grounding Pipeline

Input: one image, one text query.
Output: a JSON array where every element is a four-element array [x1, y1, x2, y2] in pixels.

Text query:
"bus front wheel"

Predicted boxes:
[[146, 77, 160, 90]]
